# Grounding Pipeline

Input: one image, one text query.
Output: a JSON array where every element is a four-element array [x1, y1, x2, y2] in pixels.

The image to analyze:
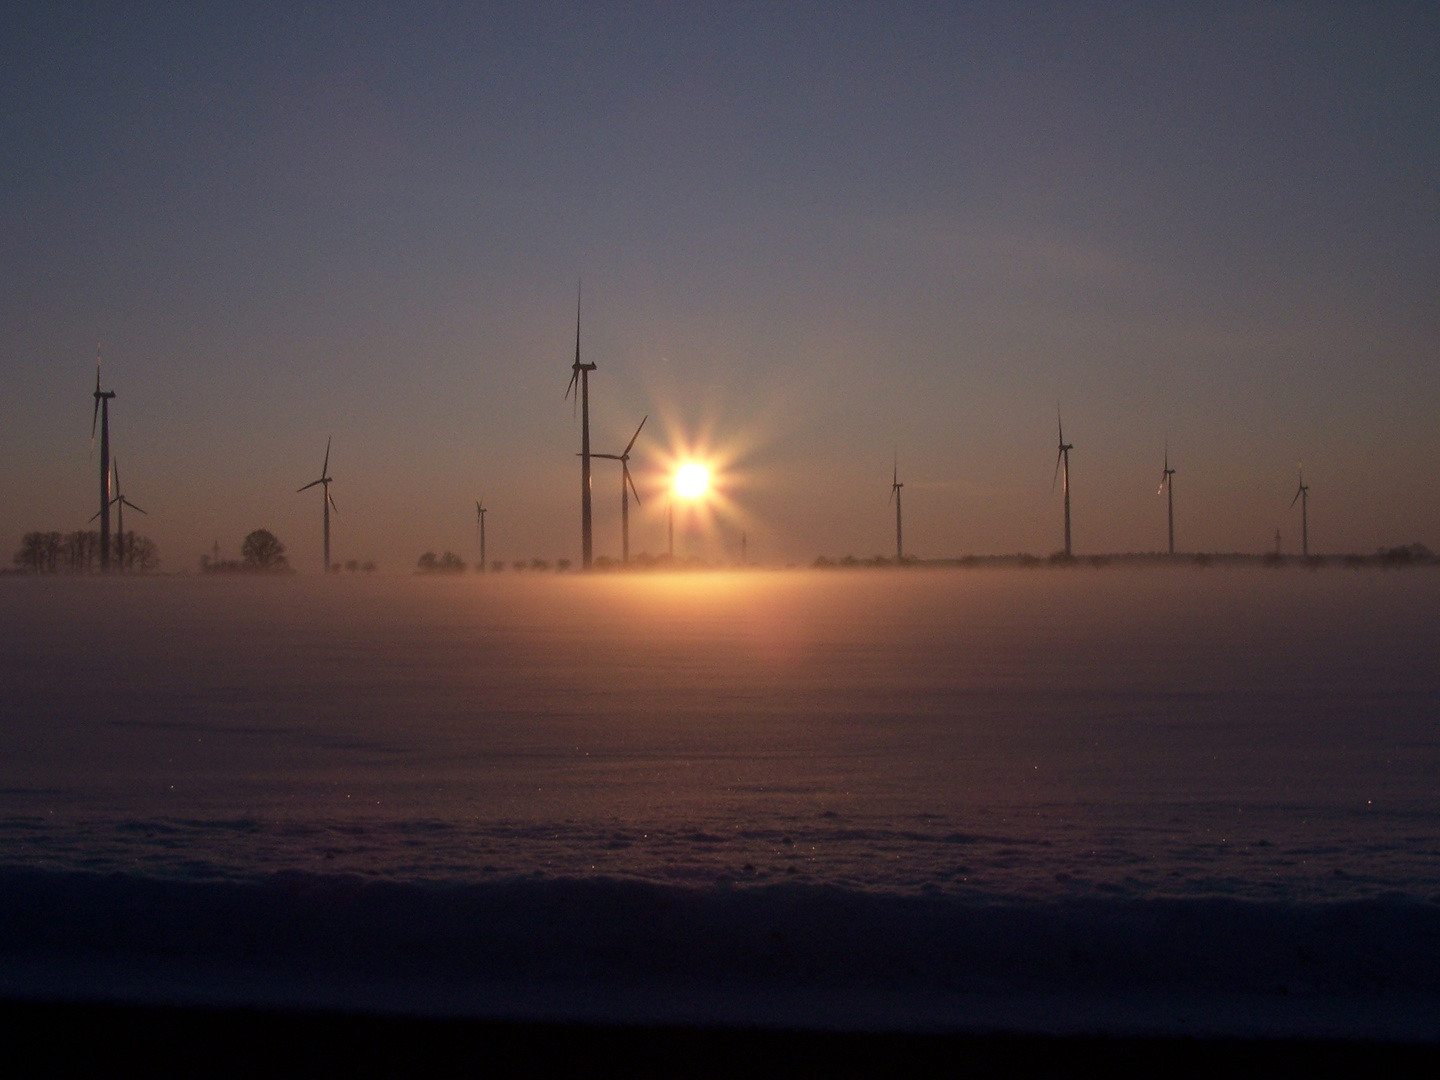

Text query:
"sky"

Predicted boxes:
[[2, 2, 1437, 570]]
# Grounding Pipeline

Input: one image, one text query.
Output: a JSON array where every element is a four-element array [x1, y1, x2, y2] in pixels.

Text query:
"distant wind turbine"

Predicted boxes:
[[1290, 466, 1310, 557], [1053, 406, 1074, 557], [297, 437, 337, 573], [889, 452, 904, 561], [90, 458, 147, 571], [564, 282, 597, 569], [90, 345, 117, 571], [475, 498, 487, 572], [1158, 442, 1176, 556], [592, 415, 647, 566]]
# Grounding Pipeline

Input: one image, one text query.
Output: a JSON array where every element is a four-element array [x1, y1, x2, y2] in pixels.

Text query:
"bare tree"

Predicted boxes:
[[13, 532, 45, 572], [127, 534, 159, 572], [241, 529, 288, 570], [41, 532, 64, 573]]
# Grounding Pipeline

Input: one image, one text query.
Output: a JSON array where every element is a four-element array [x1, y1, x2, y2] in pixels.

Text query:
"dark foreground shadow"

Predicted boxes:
[[2, 1000, 1435, 1076]]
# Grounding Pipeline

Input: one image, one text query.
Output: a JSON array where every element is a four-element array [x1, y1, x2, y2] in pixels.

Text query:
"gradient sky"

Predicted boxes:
[[3, 2, 1437, 570]]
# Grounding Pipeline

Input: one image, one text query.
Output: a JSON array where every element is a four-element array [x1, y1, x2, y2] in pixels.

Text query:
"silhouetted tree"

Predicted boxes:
[[241, 529, 288, 570], [124, 534, 160, 572], [417, 551, 466, 573], [41, 532, 64, 572], [13, 532, 46, 572], [66, 530, 97, 572]]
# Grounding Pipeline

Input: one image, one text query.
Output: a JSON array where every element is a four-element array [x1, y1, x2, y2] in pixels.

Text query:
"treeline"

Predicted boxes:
[[201, 530, 376, 574], [12, 530, 159, 573], [202, 529, 294, 573], [415, 552, 575, 573]]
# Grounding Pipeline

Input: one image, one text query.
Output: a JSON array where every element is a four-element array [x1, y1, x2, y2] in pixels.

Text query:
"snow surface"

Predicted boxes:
[[1, 569, 1437, 1036]]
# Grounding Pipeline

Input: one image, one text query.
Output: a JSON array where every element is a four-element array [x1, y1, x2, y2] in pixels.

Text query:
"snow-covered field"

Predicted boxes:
[[2, 569, 1437, 1037]]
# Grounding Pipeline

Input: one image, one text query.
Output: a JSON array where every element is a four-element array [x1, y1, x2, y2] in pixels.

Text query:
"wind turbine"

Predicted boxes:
[[297, 437, 337, 573], [475, 499, 487, 572], [564, 283, 597, 569], [1158, 442, 1176, 556], [1290, 466, 1310, 557], [90, 458, 147, 571], [889, 452, 904, 561], [90, 345, 117, 571], [592, 416, 647, 566], [1053, 406, 1074, 557]]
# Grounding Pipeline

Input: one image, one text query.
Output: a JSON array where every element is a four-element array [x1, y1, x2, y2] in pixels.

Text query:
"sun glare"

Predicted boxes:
[[674, 463, 709, 499]]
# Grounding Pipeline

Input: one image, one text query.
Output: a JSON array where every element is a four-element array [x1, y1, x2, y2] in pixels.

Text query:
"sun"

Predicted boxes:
[[674, 463, 709, 499]]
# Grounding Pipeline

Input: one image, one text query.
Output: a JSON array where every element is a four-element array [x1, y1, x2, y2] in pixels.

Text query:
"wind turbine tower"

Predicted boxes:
[[889, 453, 904, 561], [91, 458, 147, 571], [1159, 443, 1176, 556], [1291, 466, 1310, 557], [592, 416, 647, 565], [1053, 407, 1074, 557], [297, 437, 337, 573], [476, 499, 487, 572], [564, 284, 597, 570], [90, 347, 117, 571]]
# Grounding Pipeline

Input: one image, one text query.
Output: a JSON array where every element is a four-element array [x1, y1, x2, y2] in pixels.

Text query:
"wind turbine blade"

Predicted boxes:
[[1057, 404, 1064, 445], [126, 500, 147, 515], [623, 415, 647, 456], [1052, 450, 1063, 490], [113, 458, 121, 493], [298, 479, 323, 492], [88, 508, 102, 523], [625, 463, 641, 506], [1290, 487, 1302, 508], [322, 436, 331, 477], [328, 491, 338, 515]]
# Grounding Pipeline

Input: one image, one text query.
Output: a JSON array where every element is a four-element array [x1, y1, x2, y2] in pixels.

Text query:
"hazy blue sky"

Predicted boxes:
[[3, 2, 1437, 569]]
